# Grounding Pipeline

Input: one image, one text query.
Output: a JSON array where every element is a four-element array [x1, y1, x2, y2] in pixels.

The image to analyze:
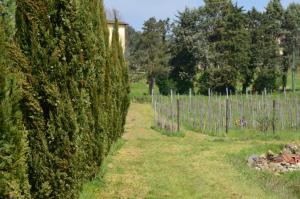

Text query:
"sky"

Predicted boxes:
[[104, 0, 299, 31]]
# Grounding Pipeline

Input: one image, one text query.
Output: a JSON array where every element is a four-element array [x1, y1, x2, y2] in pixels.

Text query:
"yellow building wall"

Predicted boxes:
[[108, 24, 126, 52]]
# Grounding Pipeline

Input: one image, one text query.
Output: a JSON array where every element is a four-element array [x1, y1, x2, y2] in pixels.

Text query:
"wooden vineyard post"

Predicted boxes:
[[158, 97, 161, 128], [226, 98, 229, 134], [226, 87, 229, 99], [272, 99, 276, 134], [151, 88, 154, 106], [170, 90, 174, 132], [292, 46, 296, 93], [154, 100, 157, 127], [296, 95, 299, 129], [208, 88, 211, 133], [189, 88, 192, 121], [177, 99, 180, 132]]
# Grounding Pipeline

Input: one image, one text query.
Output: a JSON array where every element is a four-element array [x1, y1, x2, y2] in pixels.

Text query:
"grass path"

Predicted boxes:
[[81, 103, 294, 199]]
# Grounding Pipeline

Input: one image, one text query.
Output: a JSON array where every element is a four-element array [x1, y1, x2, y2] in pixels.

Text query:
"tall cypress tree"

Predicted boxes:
[[75, 0, 110, 172], [110, 15, 130, 141], [11, 0, 130, 197], [116, 23, 130, 137], [110, 17, 122, 142], [15, 0, 83, 197], [0, 11, 31, 198]]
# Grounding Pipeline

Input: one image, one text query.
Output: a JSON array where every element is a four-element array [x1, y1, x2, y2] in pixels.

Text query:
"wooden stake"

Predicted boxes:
[[154, 100, 157, 127], [151, 88, 154, 105], [226, 87, 229, 99], [177, 99, 180, 132], [272, 99, 276, 134], [226, 98, 229, 134]]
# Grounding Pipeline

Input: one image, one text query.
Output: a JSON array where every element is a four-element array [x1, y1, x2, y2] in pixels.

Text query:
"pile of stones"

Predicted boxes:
[[248, 144, 300, 174]]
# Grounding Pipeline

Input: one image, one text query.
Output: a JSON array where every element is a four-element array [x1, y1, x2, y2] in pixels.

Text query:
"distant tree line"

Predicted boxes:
[[0, 0, 129, 198], [127, 0, 300, 95]]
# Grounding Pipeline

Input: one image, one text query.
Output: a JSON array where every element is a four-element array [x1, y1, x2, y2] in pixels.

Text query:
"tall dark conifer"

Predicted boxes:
[[253, 0, 284, 92], [4, 0, 129, 197], [15, 0, 83, 197], [110, 15, 130, 141], [282, 3, 300, 89], [0, 9, 30, 198]]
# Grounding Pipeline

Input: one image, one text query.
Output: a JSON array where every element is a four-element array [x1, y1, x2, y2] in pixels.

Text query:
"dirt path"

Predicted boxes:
[[93, 103, 282, 199]]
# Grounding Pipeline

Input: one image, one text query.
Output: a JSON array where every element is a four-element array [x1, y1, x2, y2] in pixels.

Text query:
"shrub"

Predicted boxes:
[[198, 66, 237, 95], [253, 67, 281, 93], [156, 73, 177, 95]]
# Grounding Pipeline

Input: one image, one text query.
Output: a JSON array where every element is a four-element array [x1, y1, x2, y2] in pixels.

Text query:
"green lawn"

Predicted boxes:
[[80, 103, 300, 199], [130, 80, 149, 98], [130, 80, 159, 98], [129, 80, 159, 103]]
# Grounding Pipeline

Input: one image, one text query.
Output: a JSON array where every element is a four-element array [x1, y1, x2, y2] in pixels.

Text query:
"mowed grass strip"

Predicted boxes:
[[80, 103, 299, 199]]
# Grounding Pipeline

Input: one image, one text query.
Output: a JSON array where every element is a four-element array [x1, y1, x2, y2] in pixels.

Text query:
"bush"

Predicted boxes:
[[253, 67, 281, 93], [156, 74, 177, 95], [198, 66, 237, 95]]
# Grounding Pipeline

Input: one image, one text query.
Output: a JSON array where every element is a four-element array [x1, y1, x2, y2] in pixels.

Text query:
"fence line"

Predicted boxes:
[[152, 91, 300, 134]]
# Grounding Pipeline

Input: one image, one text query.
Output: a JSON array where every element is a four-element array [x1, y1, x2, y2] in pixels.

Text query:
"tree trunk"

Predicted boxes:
[[242, 84, 247, 94], [149, 76, 155, 95], [282, 74, 287, 91]]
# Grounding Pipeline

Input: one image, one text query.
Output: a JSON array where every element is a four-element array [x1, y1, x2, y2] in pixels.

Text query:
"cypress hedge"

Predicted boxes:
[[0, 0, 130, 198], [0, 16, 31, 198]]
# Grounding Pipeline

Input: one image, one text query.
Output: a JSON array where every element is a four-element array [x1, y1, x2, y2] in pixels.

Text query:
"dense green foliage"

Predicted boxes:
[[0, 0, 129, 198], [0, 0, 15, 35], [282, 3, 300, 91], [170, 0, 300, 94], [199, 66, 237, 94], [128, 0, 300, 95], [0, 7, 30, 197], [127, 17, 170, 94]]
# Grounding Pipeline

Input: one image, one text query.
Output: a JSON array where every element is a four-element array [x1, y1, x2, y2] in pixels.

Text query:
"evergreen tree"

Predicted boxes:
[[247, 8, 264, 91], [169, 0, 298, 93], [16, 0, 85, 197], [253, 0, 284, 92], [171, 0, 251, 94], [74, 0, 109, 178], [195, 1, 248, 93], [0, 0, 15, 35], [2, 0, 129, 198], [106, 15, 121, 149], [170, 8, 201, 94], [199, 65, 237, 94], [126, 25, 142, 79], [282, 3, 300, 89], [109, 14, 130, 142], [87, 0, 111, 165], [223, 4, 251, 93], [0, 11, 30, 198], [131, 17, 170, 94], [202, 0, 233, 68]]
